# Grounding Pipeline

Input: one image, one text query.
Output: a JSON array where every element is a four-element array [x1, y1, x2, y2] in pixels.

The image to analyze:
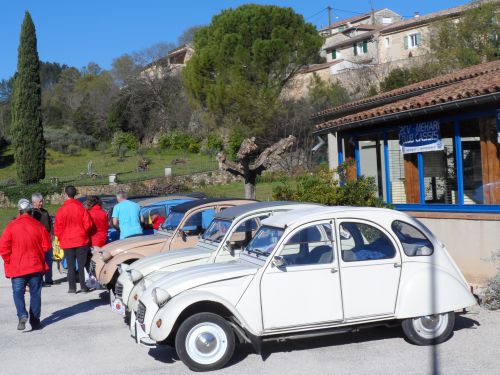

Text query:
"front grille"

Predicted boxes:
[[89, 260, 96, 276], [137, 301, 146, 324], [115, 283, 123, 298]]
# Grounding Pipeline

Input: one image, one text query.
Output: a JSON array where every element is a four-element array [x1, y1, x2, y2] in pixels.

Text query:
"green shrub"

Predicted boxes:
[[226, 130, 244, 160], [206, 134, 223, 151], [272, 163, 389, 208], [111, 131, 138, 155], [67, 144, 80, 155], [45, 128, 98, 153], [159, 131, 200, 153]]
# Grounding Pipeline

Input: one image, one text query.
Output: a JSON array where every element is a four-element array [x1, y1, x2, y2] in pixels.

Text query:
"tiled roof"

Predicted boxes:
[[380, 3, 475, 34], [319, 11, 375, 32], [311, 60, 500, 121], [314, 60, 500, 131], [323, 30, 378, 50]]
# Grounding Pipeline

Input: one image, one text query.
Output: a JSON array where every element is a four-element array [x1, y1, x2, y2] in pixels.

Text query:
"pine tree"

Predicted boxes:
[[11, 11, 45, 184]]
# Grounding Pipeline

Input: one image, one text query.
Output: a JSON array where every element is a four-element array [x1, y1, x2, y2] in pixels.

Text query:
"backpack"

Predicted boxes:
[[52, 237, 64, 261]]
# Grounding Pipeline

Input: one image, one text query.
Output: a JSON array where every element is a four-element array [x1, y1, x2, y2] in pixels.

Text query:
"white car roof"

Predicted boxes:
[[216, 202, 322, 221], [261, 206, 408, 229]]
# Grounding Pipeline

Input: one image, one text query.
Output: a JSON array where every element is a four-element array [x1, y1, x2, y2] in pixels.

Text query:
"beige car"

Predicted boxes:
[[89, 198, 253, 289]]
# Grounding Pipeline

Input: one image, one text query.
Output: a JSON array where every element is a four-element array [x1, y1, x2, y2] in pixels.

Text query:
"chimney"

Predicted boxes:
[[414, 12, 420, 18]]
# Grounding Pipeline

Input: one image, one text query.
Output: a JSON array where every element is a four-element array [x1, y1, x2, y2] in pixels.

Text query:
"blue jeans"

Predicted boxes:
[[45, 249, 53, 283], [11, 273, 43, 320]]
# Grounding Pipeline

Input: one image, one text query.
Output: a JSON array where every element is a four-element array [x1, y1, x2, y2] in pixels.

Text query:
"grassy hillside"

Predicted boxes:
[[0, 146, 218, 186]]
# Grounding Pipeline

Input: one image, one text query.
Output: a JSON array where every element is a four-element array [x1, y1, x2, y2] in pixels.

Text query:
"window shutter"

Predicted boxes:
[[416, 32, 422, 46], [362, 40, 368, 53], [403, 35, 409, 49], [353, 43, 358, 56], [332, 49, 337, 59]]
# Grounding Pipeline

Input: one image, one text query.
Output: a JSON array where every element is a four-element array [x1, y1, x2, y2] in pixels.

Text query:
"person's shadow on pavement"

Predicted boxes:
[[41, 298, 108, 327]]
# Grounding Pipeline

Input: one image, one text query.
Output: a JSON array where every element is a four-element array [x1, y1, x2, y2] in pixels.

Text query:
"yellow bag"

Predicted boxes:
[[52, 236, 64, 261]]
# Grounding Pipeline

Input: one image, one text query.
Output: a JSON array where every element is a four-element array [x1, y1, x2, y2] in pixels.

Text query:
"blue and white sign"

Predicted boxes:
[[399, 120, 443, 154]]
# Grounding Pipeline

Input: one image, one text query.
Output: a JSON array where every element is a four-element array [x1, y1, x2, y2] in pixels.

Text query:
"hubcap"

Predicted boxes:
[[412, 313, 448, 339], [195, 332, 217, 354], [186, 322, 228, 365]]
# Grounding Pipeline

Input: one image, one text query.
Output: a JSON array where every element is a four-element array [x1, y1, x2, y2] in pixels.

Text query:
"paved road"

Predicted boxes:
[[0, 267, 499, 375]]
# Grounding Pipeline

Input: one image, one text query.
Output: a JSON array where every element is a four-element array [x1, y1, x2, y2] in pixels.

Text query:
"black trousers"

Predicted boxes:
[[65, 246, 89, 290]]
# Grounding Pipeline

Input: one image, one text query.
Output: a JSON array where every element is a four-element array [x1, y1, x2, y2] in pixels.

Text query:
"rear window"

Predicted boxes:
[[391, 220, 434, 256]]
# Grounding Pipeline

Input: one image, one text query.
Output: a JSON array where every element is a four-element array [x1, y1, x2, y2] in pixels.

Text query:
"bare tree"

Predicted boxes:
[[216, 135, 296, 199]]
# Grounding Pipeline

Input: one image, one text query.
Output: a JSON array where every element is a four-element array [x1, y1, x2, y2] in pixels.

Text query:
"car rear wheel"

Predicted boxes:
[[402, 312, 455, 345], [175, 312, 235, 372]]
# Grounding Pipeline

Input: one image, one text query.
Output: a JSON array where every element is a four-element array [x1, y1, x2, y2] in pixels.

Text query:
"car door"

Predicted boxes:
[[260, 221, 343, 330], [336, 219, 401, 320]]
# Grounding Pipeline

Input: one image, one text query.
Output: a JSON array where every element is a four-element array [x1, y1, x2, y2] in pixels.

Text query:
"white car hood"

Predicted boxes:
[[144, 261, 259, 300], [130, 244, 216, 278]]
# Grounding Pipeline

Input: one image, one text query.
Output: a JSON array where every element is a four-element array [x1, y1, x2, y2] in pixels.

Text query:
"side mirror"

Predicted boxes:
[[180, 230, 187, 242], [272, 255, 285, 268]]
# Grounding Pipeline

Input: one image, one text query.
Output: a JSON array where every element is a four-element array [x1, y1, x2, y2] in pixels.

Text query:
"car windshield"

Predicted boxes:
[[161, 211, 184, 231], [202, 219, 232, 243], [245, 226, 284, 257]]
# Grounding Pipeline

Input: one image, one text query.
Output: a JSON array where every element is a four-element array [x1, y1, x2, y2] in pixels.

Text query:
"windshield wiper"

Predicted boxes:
[[246, 248, 267, 257]]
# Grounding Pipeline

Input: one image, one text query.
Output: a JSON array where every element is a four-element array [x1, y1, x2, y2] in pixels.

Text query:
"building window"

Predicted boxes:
[[422, 122, 458, 204], [387, 131, 409, 204], [354, 41, 368, 56], [332, 49, 337, 60], [358, 134, 387, 200], [382, 17, 392, 24], [385, 37, 390, 48], [460, 116, 500, 205], [338, 25, 346, 32], [404, 32, 422, 49]]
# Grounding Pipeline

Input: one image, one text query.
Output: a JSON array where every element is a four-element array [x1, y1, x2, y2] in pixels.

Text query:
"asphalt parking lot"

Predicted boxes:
[[0, 267, 499, 375]]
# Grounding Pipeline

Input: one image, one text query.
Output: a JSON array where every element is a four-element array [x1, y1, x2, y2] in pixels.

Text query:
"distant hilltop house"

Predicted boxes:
[[287, 2, 479, 99], [140, 43, 194, 80]]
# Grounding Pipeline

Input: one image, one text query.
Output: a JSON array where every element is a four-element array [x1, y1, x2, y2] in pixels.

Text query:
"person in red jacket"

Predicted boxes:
[[86, 195, 109, 248], [54, 186, 93, 293], [0, 199, 51, 330]]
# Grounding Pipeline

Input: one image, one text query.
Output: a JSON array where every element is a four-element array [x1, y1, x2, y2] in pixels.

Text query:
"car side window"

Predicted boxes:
[[230, 217, 260, 248], [182, 208, 216, 235], [279, 223, 334, 266], [391, 220, 434, 256], [340, 222, 396, 262]]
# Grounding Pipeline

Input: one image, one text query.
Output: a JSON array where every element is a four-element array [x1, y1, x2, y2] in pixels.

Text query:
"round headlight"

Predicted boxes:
[[126, 269, 143, 283], [152, 287, 171, 307]]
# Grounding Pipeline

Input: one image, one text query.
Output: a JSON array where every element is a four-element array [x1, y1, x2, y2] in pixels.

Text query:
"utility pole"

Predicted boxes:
[[327, 5, 332, 35]]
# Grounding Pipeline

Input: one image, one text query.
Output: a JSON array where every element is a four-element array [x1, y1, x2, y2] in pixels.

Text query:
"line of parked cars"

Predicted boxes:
[[89, 196, 476, 372]]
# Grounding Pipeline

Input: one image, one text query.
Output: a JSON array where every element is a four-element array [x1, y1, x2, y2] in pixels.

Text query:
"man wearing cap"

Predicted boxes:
[[0, 199, 52, 330], [54, 186, 93, 293]]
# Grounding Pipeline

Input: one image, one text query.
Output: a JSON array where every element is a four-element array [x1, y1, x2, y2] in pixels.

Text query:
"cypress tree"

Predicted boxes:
[[11, 11, 45, 184]]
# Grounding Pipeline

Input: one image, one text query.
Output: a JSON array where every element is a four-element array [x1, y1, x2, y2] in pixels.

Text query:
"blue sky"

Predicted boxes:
[[0, 0, 468, 80]]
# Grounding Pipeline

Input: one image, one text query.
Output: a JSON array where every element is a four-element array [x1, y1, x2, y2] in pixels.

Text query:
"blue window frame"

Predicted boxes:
[[337, 109, 500, 213]]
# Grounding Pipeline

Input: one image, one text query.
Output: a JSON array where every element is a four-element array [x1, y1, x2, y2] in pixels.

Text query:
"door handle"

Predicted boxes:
[[331, 267, 338, 273], [394, 263, 402, 268]]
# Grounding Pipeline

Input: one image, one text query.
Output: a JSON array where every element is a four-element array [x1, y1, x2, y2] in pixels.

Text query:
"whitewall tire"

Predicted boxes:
[[175, 312, 236, 372]]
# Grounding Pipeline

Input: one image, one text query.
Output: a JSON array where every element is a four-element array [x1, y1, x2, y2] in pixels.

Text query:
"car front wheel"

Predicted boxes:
[[175, 312, 236, 372], [402, 311, 455, 345]]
